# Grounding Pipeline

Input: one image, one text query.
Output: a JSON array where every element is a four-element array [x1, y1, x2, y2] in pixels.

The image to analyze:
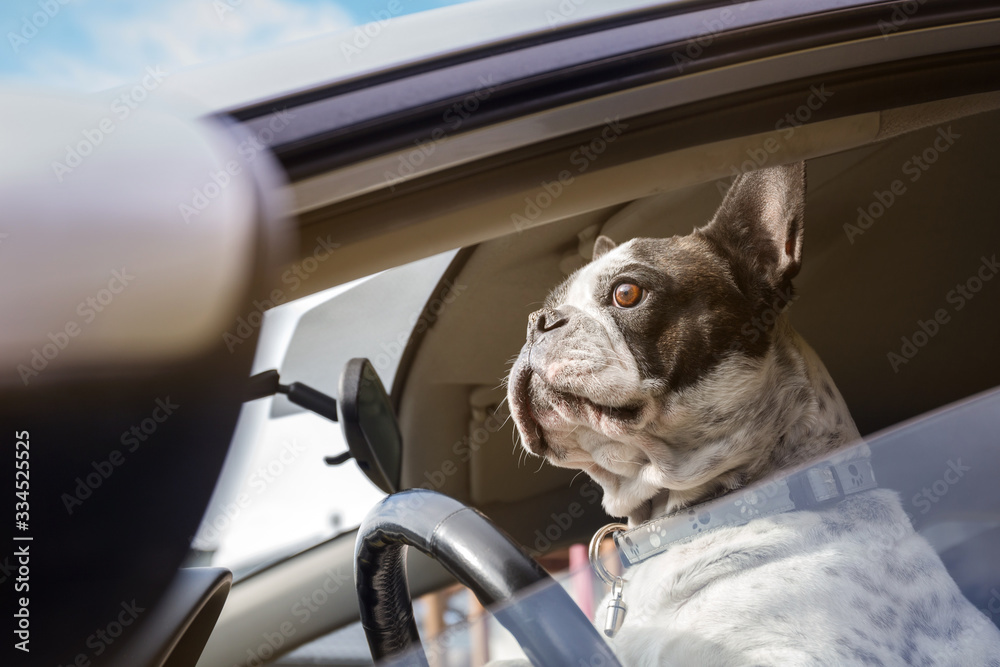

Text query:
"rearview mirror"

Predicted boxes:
[[338, 358, 402, 494]]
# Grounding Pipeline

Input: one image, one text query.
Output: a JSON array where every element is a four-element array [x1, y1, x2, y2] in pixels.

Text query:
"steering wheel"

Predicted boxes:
[[355, 489, 623, 667]]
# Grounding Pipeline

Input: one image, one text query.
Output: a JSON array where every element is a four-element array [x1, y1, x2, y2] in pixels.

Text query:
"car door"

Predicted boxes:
[[186, 1, 1000, 665]]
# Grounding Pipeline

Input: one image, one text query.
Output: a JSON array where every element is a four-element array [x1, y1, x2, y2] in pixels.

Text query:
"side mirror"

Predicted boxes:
[[338, 358, 402, 494]]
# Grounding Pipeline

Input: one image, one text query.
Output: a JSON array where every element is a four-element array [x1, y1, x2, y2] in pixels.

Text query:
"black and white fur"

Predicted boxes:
[[507, 163, 1000, 665]]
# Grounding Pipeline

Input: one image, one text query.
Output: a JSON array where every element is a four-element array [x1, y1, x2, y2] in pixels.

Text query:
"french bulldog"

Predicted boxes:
[[507, 163, 1000, 665]]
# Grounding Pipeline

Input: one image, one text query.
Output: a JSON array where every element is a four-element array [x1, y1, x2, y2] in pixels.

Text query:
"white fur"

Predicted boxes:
[[596, 489, 1000, 666]]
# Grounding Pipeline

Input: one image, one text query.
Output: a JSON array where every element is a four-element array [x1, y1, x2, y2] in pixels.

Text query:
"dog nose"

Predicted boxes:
[[535, 307, 569, 333]]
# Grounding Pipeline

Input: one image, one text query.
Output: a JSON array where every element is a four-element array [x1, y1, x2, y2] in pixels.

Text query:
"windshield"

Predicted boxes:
[[191, 249, 458, 573]]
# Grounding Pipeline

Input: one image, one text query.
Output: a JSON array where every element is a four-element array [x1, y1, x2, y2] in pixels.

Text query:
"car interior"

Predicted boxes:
[[196, 91, 1000, 665], [398, 98, 1000, 510]]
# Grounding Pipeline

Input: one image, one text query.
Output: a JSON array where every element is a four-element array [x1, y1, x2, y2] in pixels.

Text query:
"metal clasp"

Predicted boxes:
[[589, 523, 629, 638], [604, 577, 628, 637], [588, 522, 627, 586]]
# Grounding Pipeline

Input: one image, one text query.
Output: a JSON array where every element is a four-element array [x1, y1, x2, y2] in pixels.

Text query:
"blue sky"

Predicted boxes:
[[1, 0, 476, 92]]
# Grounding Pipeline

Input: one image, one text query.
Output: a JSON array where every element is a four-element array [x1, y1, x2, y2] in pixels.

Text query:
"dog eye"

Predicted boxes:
[[613, 282, 644, 308]]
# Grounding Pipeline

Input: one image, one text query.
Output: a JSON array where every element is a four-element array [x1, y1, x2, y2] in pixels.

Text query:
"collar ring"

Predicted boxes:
[[588, 522, 628, 586]]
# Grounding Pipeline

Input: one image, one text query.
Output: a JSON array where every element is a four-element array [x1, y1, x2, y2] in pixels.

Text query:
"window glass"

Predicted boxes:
[[278, 546, 609, 666], [191, 250, 458, 573]]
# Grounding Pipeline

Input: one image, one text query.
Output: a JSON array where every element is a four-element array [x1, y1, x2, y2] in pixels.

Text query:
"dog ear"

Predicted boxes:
[[701, 162, 805, 293], [592, 235, 617, 260]]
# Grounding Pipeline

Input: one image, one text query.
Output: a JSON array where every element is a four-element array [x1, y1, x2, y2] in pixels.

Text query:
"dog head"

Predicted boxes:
[[508, 163, 814, 519]]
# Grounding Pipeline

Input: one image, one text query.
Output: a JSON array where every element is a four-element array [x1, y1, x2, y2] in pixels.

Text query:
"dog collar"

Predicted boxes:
[[593, 457, 878, 572]]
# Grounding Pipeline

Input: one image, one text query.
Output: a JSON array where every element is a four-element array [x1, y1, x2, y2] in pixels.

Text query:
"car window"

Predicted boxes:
[[282, 386, 1000, 666], [190, 249, 458, 573]]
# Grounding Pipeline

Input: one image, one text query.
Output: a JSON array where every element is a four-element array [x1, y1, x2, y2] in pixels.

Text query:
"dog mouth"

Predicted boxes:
[[509, 362, 644, 457], [556, 390, 644, 422], [510, 364, 547, 454]]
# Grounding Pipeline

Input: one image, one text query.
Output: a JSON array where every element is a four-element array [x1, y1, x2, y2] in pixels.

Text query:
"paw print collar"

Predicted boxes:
[[593, 456, 877, 572]]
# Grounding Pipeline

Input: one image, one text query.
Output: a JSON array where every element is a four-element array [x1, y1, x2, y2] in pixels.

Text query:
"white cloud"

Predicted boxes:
[[12, 0, 354, 92], [14, 49, 128, 93]]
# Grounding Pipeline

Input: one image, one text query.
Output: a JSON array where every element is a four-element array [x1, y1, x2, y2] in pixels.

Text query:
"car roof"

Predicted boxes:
[[158, 0, 681, 115]]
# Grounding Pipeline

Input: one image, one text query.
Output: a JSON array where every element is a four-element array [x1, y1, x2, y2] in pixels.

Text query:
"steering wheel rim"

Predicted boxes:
[[354, 489, 623, 667]]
